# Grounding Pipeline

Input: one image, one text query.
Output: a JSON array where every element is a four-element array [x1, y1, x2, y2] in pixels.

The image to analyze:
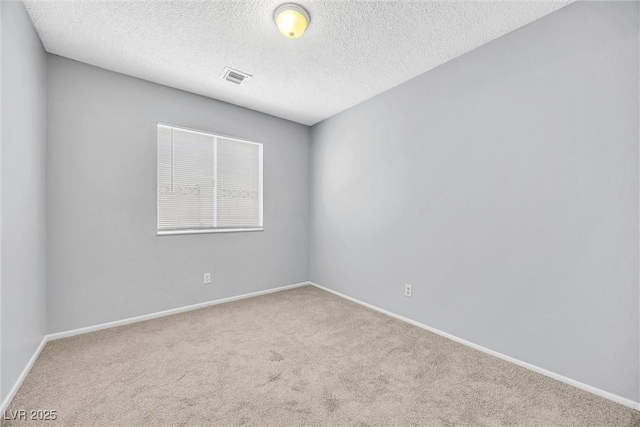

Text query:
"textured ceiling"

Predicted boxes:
[[24, 0, 572, 125]]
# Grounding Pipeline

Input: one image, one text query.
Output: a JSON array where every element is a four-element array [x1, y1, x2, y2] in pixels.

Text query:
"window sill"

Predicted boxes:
[[157, 228, 264, 236]]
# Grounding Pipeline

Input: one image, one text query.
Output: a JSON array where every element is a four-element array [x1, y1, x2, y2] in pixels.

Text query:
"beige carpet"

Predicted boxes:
[[5, 285, 639, 426]]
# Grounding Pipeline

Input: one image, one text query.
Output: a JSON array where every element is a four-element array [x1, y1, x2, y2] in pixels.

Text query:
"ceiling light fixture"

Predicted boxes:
[[273, 3, 310, 39]]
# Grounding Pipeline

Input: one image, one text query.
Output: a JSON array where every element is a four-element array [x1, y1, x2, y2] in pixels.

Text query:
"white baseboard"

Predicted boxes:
[[47, 281, 311, 341], [309, 282, 640, 411], [0, 281, 310, 413], [0, 336, 47, 414]]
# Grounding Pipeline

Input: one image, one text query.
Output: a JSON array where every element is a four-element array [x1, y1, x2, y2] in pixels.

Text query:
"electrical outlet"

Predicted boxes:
[[204, 273, 211, 284], [404, 284, 412, 298]]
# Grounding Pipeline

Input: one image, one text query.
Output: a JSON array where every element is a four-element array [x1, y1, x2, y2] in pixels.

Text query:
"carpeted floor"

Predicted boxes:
[[5, 285, 639, 426]]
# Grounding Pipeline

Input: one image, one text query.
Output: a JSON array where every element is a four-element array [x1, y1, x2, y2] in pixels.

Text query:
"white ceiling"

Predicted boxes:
[[24, 0, 572, 126]]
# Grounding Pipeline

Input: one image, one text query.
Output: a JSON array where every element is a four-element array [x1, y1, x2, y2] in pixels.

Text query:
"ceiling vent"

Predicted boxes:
[[221, 67, 252, 85]]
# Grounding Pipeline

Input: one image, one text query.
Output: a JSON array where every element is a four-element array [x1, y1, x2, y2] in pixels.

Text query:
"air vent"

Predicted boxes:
[[221, 67, 252, 85]]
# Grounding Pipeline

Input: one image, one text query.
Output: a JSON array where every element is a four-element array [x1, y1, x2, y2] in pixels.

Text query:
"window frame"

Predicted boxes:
[[156, 123, 264, 236]]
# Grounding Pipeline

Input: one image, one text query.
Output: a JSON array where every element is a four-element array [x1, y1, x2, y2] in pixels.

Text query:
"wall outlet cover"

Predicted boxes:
[[404, 284, 412, 297]]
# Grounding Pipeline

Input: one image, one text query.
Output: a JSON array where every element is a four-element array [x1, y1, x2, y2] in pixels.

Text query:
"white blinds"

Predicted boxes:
[[217, 137, 262, 228], [157, 124, 263, 233]]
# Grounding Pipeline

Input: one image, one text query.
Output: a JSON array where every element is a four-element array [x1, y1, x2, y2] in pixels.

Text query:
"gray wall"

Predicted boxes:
[[310, 1, 639, 402], [1, 1, 47, 400], [46, 56, 310, 334]]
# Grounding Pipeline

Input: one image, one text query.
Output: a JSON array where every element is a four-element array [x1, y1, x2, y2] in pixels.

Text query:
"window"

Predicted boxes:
[[157, 124, 263, 235]]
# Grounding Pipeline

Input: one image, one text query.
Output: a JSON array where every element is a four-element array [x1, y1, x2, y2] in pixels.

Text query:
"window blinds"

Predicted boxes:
[[157, 124, 263, 234]]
